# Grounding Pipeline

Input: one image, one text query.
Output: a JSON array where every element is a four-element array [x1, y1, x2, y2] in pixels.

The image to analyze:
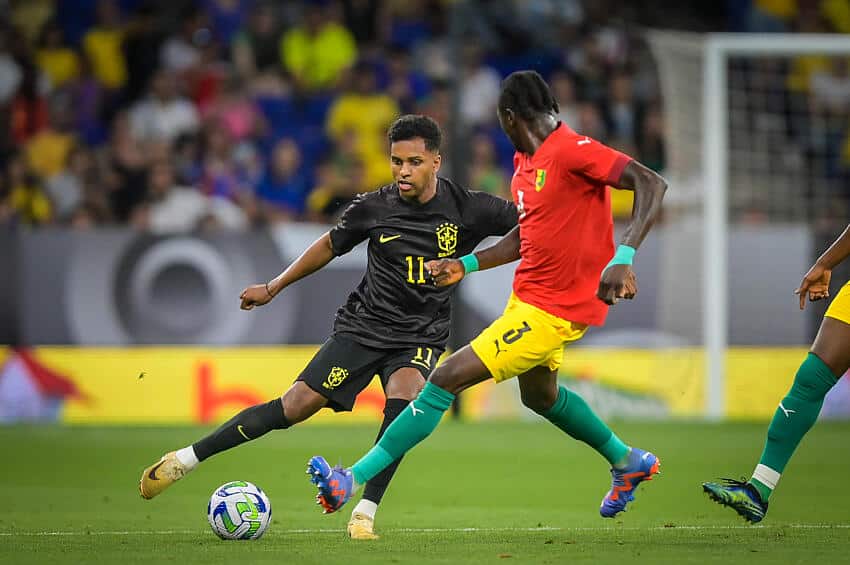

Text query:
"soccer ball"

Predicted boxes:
[[207, 480, 272, 540]]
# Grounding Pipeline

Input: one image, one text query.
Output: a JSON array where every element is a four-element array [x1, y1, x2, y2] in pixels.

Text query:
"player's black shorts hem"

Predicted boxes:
[[296, 335, 444, 412]]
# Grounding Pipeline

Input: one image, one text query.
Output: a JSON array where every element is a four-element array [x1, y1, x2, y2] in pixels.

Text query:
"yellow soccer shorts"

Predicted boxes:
[[470, 293, 588, 383], [825, 280, 850, 324]]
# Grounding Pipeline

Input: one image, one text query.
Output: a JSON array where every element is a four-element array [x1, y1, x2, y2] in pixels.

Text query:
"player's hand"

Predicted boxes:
[[795, 262, 831, 310], [597, 264, 637, 305], [240, 284, 274, 310], [426, 259, 466, 287]]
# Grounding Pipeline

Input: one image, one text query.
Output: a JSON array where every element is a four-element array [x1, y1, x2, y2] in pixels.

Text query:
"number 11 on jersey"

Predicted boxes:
[[405, 255, 426, 284]]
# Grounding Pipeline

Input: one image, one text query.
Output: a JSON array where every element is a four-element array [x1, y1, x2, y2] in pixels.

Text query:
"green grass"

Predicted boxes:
[[1, 421, 848, 564]]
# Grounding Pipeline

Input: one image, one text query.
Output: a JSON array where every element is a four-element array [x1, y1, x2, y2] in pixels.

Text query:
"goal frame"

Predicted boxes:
[[701, 34, 850, 419]]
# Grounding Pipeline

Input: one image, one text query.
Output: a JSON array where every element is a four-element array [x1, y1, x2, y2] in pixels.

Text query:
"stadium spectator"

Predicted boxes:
[[305, 153, 367, 222], [205, 0, 250, 48], [231, 2, 283, 79], [384, 45, 431, 114], [383, 0, 433, 51], [5, 150, 52, 226], [550, 69, 580, 128], [256, 138, 311, 222], [603, 71, 641, 146], [82, 0, 127, 91], [326, 61, 398, 187], [35, 19, 80, 91], [341, 0, 380, 45], [280, 1, 358, 92], [45, 145, 94, 222], [468, 133, 509, 199], [25, 93, 77, 180], [129, 70, 200, 144], [202, 74, 265, 142], [458, 45, 501, 127], [160, 5, 209, 75], [122, 2, 166, 106]]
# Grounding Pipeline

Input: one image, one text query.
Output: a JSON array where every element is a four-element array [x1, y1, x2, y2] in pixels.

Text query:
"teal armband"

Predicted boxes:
[[459, 253, 479, 275], [604, 245, 636, 271]]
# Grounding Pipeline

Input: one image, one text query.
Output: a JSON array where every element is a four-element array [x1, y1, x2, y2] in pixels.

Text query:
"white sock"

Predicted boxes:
[[175, 446, 199, 470], [352, 499, 378, 520], [752, 464, 780, 490]]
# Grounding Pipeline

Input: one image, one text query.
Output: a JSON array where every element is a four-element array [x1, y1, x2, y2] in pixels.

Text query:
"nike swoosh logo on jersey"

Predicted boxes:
[[379, 234, 401, 243], [237, 425, 251, 440], [148, 460, 166, 481], [577, 136, 591, 146]]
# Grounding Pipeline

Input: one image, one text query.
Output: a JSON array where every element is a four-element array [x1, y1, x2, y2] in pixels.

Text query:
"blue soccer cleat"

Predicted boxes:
[[599, 447, 660, 518], [702, 479, 768, 523], [307, 455, 354, 514]]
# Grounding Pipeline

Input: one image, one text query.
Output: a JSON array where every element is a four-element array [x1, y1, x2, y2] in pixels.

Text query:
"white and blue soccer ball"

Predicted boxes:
[[207, 480, 272, 540]]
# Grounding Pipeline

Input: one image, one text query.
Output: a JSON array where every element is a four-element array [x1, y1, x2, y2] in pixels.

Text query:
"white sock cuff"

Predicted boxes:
[[175, 446, 200, 470], [752, 464, 781, 490], [352, 499, 378, 519]]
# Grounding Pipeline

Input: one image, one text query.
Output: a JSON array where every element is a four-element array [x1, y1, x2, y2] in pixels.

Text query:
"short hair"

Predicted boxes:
[[498, 70, 560, 120], [387, 114, 442, 152]]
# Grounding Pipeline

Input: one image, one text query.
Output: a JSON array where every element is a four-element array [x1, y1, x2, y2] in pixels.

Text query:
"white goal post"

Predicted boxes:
[[648, 32, 850, 419]]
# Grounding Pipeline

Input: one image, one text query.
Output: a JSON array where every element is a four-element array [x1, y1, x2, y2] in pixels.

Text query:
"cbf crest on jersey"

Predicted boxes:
[[436, 222, 459, 257], [535, 169, 547, 192], [322, 366, 349, 389]]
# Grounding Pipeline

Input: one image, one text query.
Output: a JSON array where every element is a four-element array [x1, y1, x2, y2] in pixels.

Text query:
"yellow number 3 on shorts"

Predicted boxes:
[[470, 293, 588, 383]]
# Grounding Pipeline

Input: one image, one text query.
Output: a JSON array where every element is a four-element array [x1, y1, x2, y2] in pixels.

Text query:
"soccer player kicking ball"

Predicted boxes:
[[139, 115, 518, 540], [703, 224, 850, 523], [308, 71, 668, 519]]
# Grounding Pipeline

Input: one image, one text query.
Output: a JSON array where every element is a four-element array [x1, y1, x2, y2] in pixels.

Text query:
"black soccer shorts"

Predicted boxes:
[[296, 334, 444, 412]]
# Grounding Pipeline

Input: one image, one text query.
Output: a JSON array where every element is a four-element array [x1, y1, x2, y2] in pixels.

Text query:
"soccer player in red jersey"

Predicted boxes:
[[308, 71, 668, 519]]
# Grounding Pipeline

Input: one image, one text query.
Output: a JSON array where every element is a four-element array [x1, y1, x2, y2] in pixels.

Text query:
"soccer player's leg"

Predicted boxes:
[[704, 285, 850, 522], [517, 367, 659, 517], [348, 360, 433, 540], [140, 387, 312, 500], [141, 336, 379, 499], [309, 345, 491, 514]]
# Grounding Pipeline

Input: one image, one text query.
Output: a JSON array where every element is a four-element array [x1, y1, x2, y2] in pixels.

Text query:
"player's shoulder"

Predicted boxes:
[[347, 185, 394, 209], [548, 122, 586, 149], [437, 176, 489, 208]]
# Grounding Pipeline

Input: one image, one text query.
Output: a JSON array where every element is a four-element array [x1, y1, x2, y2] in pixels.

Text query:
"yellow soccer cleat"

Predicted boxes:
[[139, 452, 189, 499], [347, 512, 380, 540]]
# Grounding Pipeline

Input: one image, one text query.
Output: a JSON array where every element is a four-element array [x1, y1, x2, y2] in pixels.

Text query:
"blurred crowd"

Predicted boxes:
[[0, 0, 843, 233]]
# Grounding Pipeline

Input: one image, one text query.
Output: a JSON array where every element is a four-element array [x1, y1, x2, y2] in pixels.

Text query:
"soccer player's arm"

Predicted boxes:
[[240, 196, 371, 310], [795, 223, 850, 309], [568, 141, 668, 304], [428, 193, 519, 287]]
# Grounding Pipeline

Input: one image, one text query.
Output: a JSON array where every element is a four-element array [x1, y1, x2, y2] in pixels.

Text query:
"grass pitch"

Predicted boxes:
[[1, 421, 848, 564]]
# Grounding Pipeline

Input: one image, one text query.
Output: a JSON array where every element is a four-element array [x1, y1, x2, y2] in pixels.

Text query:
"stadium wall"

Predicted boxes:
[[0, 225, 816, 347], [2, 346, 848, 424]]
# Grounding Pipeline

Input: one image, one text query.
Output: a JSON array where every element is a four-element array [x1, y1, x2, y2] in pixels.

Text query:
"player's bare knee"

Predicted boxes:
[[429, 364, 464, 395], [385, 368, 425, 400], [282, 383, 326, 424], [520, 389, 557, 415]]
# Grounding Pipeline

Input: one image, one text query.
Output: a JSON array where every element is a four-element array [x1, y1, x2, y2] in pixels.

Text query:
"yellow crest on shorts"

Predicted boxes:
[[535, 169, 547, 192], [436, 222, 459, 257], [322, 366, 349, 390]]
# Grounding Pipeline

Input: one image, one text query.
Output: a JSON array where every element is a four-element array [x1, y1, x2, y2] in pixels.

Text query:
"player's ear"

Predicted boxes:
[[433, 152, 442, 173]]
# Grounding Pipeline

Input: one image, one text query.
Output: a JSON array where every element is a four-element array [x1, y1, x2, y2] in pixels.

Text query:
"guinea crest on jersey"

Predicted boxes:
[[510, 123, 632, 326]]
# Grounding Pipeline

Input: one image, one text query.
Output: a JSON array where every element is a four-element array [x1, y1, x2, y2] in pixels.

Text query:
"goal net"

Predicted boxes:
[[648, 32, 850, 419]]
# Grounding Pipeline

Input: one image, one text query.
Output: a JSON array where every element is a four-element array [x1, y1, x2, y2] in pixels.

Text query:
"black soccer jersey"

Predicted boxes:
[[328, 177, 518, 349]]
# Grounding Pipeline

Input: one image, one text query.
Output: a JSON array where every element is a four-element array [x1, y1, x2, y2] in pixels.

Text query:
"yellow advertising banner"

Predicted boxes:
[[461, 348, 809, 421], [25, 348, 387, 425], [0, 346, 816, 424]]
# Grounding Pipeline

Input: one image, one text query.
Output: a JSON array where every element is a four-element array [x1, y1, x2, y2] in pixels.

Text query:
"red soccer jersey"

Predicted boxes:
[[510, 123, 632, 326]]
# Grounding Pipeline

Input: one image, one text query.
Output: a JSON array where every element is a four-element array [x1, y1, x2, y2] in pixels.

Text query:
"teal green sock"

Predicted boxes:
[[750, 353, 838, 502], [543, 386, 630, 467], [351, 382, 455, 485]]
